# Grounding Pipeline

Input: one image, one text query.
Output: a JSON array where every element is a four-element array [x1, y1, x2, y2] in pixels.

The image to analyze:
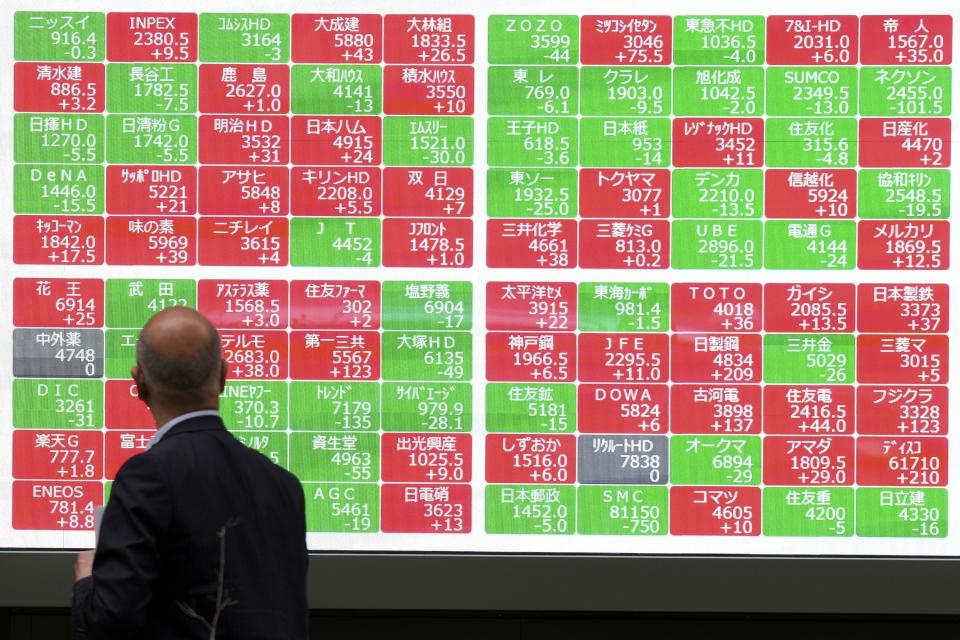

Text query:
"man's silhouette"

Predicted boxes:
[[72, 307, 308, 639]]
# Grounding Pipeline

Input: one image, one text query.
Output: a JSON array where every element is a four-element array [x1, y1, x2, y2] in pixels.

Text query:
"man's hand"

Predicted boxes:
[[75, 550, 95, 582]]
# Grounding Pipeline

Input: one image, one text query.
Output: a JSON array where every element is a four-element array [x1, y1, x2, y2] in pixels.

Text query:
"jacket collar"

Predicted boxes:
[[154, 412, 227, 444]]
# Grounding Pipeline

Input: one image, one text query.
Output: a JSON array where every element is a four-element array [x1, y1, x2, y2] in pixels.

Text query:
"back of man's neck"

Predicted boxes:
[[151, 405, 220, 430]]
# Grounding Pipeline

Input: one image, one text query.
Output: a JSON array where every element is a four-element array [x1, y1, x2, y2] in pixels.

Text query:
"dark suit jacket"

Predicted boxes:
[[72, 415, 308, 639]]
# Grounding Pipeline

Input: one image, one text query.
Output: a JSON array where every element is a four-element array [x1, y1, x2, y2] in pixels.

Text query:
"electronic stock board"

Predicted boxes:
[[1, 1, 957, 572]]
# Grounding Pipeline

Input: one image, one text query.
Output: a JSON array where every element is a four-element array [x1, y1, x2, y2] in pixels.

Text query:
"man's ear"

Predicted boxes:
[[218, 359, 228, 395], [131, 365, 148, 403]]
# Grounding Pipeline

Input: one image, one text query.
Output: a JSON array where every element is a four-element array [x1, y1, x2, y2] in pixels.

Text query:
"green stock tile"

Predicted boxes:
[[485, 383, 576, 433], [762, 487, 854, 536], [578, 282, 669, 332], [106, 63, 197, 114], [674, 66, 763, 116], [14, 114, 104, 164], [381, 331, 471, 381], [15, 12, 104, 61], [487, 168, 578, 218], [14, 164, 103, 214], [580, 118, 671, 168], [671, 220, 762, 269], [104, 330, 138, 379], [13, 379, 103, 429], [381, 382, 472, 432], [764, 221, 856, 270], [673, 16, 764, 65], [766, 67, 857, 116], [763, 334, 855, 384], [199, 13, 290, 62], [671, 169, 762, 219], [488, 66, 578, 115], [488, 15, 579, 64], [221, 381, 288, 431], [289, 382, 380, 432], [487, 117, 577, 167], [289, 218, 381, 267], [383, 117, 473, 166], [857, 169, 949, 219], [105, 279, 196, 328], [485, 485, 576, 534], [765, 117, 857, 168], [106, 115, 197, 164], [291, 65, 382, 115], [577, 486, 668, 535], [230, 431, 288, 468], [381, 281, 472, 330], [289, 432, 379, 482], [860, 67, 950, 117], [581, 67, 671, 116], [302, 483, 379, 532], [856, 488, 947, 538], [670, 435, 761, 485]]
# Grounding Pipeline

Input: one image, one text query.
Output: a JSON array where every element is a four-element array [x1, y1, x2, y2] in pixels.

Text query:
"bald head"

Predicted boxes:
[[136, 307, 224, 405]]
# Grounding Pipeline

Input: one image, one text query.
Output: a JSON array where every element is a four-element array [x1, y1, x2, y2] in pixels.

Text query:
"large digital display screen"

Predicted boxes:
[[1, 0, 957, 556]]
